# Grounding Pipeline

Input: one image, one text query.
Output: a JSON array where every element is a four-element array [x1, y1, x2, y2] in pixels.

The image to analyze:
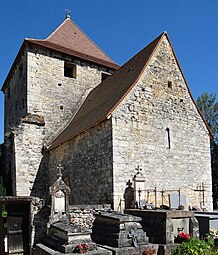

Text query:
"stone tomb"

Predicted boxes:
[[91, 212, 157, 255], [34, 165, 109, 254]]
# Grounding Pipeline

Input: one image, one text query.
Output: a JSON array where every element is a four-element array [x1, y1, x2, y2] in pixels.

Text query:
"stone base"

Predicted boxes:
[[33, 243, 112, 255], [44, 235, 96, 253], [157, 244, 180, 255], [98, 244, 158, 255]]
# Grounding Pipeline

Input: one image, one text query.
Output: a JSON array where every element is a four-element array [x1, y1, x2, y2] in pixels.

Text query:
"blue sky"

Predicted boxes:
[[1, 0, 218, 144]]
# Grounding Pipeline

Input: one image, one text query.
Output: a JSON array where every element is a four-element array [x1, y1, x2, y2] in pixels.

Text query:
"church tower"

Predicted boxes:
[[1, 16, 118, 196]]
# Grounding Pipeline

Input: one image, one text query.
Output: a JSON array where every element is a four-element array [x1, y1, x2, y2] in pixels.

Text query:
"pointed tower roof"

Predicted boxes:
[[26, 17, 119, 69]]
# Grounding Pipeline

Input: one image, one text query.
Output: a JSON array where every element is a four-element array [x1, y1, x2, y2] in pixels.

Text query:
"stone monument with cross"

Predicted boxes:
[[48, 164, 71, 227], [133, 166, 146, 208]]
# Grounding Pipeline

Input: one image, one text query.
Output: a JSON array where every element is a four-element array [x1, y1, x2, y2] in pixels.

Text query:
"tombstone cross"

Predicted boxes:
[[128, 229, 138, 247], [134, 166, 142, 178]]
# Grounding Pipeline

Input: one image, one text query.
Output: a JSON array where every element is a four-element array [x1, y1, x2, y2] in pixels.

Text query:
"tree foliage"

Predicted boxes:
[[196, 92, 218, 208], [196, 92, 218, 138]]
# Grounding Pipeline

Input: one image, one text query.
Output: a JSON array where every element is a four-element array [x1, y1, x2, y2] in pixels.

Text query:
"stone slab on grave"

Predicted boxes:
[[169, 192, 186, 209], [91, 212, 149, 248], [33, 243, 112, 255], [125, 209, 199, 244]]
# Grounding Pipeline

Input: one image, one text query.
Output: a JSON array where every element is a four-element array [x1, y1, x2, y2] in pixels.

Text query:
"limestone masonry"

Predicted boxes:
[[1, 16, 213, 213]]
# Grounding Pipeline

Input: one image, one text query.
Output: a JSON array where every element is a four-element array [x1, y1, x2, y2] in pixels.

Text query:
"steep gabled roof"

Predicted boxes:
[[48, 32, 164, 150], [26, 18, 119, 69], [49, 31, 213, 150]]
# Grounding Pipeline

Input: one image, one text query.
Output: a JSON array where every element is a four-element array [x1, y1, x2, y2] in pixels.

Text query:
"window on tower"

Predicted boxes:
[[64, 62, 77, 78]]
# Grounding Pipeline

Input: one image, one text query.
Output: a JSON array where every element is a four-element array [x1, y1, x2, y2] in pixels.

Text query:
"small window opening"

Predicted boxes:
[[166, 127, 171, 149], [60, 106, 64, 110], [101, 72, 110, 81], [64, 62, 76, 78], [58, 83, 62, 86], [168, 81, 172, 89]]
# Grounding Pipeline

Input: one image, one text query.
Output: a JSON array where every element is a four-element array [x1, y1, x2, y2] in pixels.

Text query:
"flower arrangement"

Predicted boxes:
[[174, 232, 191, 243], [73, 243, 96, 253]]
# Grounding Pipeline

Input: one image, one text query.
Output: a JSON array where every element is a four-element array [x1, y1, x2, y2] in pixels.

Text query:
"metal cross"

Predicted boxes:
[[128, 229, 138, 247], [134, 166, 142, 177], [126, 179, 132, 187], [65, 8, 71, 19], [57, 164, 63, 178]]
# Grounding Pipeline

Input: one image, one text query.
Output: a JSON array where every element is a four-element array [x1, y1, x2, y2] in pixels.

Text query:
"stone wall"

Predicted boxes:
[[48, 120, 113, 206], [3, 51, 27, 135], [27, 45, 113, 142], [3, 43, 114, 196], [112, 35, 213, 210]]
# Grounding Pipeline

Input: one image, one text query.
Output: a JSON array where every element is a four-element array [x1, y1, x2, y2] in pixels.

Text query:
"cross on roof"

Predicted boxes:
[[65, 8, 71, 19], [57, 164, 63, 178]]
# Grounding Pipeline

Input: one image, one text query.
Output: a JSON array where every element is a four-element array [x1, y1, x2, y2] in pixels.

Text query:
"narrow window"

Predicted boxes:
[[64, 62, 76, 78], [166, 127, 171, 149], [101, 72, 110, 81], [168, 81, 172, 89], [60, 105, 63, 110]]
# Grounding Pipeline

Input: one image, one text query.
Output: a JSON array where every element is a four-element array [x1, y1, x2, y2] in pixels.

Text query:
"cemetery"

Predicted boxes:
[[1, 164, 218, 255], [0, 12, 217, 255]]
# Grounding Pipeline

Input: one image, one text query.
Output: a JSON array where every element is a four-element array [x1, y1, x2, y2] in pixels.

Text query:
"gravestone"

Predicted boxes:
[[48, 164, 71, 227], [169, 192, 186, 209], [35, 165, 109, 254]]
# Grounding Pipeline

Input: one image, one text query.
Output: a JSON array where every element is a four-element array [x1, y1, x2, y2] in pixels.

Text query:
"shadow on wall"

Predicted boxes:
[[30, 152, 50, 244]]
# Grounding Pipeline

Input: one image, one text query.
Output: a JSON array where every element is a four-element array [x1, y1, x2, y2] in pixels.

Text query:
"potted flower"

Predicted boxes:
[[174, 232, 191, 243]]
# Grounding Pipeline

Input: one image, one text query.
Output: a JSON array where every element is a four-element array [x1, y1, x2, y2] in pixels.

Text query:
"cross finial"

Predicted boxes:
[[57, 164, 63, 179], [65, 8, 71, 19]]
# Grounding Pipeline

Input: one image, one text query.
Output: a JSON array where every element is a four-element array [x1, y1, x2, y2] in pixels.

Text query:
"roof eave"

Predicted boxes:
[[26, 39, 120, 70]]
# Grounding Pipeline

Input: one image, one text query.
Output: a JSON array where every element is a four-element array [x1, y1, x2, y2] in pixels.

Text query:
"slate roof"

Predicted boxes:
[[48, 32, 165, 149], [48, 31, 213, 150]]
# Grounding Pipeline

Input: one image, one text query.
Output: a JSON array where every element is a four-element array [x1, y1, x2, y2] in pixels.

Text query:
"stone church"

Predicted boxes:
[[1, 15, 213, 211]]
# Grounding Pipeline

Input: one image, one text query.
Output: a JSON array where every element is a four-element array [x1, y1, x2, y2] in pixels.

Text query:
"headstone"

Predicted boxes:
[[48, 164, 71, 227], [169, 192, 186, 209], [124, 180, 135, 209]]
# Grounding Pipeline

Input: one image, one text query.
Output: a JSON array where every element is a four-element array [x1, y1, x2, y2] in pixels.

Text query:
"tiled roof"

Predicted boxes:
[[1, 18, 118, 91], [48, 31, 213, 150], [48, 32, 164, 149], [26, 18, 119, 69]]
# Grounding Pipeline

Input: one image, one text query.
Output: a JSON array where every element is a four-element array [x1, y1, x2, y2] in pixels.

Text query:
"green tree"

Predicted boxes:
[[196, 92, 218, 208], [196, 92, 218, 137]]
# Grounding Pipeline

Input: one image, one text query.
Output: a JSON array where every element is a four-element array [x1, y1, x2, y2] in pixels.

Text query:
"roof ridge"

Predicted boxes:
[[48, 32, 165, 150], [45, 18, 69, 41], [66, 19, 116, 64], [106, 32, 165, 117]]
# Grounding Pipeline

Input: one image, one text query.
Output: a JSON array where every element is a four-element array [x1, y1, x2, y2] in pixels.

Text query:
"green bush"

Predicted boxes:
[[172, 236, 218, 255]]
